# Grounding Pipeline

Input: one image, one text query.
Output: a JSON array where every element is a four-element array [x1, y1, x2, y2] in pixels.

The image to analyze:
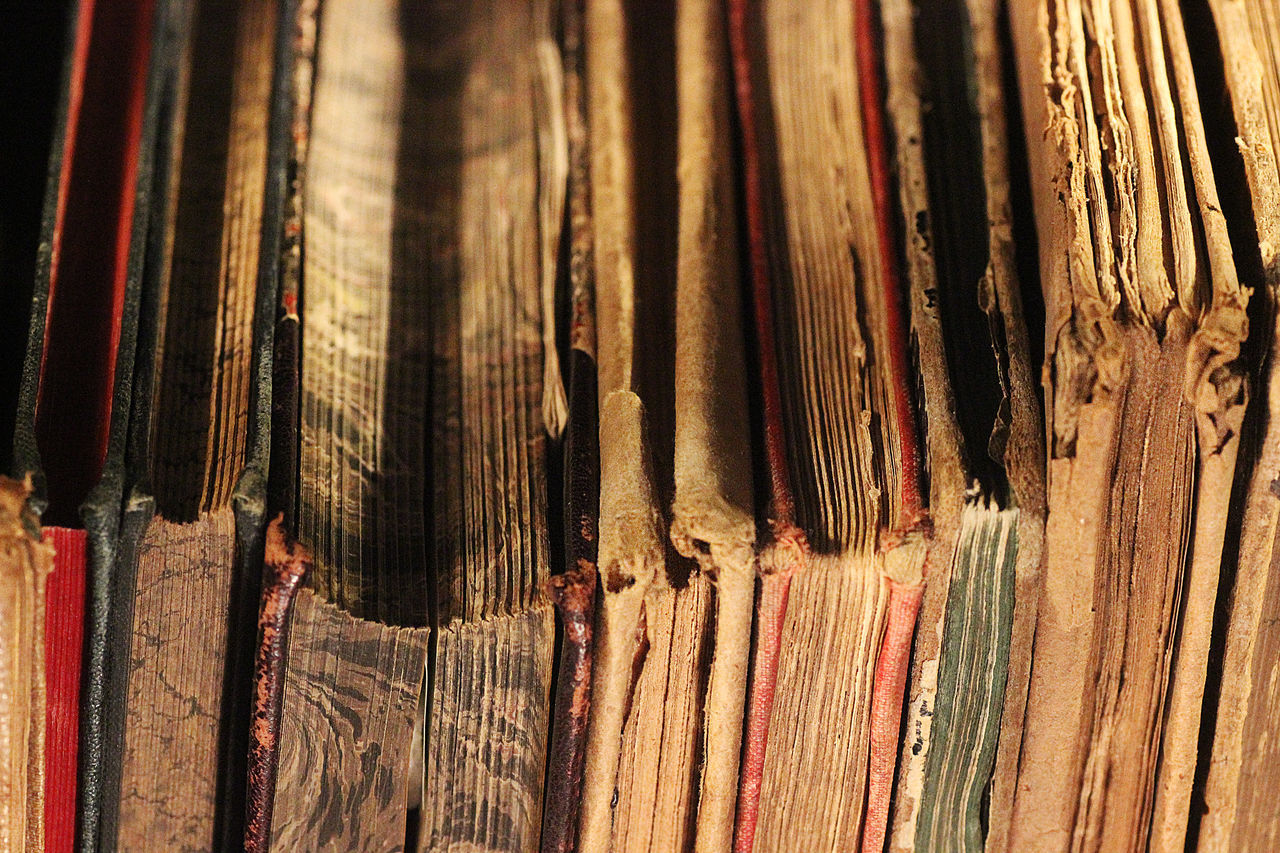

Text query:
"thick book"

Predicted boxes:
[[264, 2, 561, 850], [878, 1, 1046, 850], [1188, 1, 1280, 850], [108, 0, 287, 848], [1006, 2, 1249, 850]]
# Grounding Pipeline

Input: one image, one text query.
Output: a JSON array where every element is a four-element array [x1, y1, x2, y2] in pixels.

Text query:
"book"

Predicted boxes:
[[578, 3, 708, 852], [265, 1, 560, 850], [539, 1, 600, 850], [722, 2, 934, 849], [15, 1, 168, 848], [878, 1, 1046, 850], [1006, 1, 1249, 850], [108, 0, 284, 849], [1183, 1, 1280, 850]]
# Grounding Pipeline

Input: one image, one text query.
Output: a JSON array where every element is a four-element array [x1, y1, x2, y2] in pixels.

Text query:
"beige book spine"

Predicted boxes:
[[580, 393, 663, 853], [1005, 2, 1119, 846], [669, 0, 756, 850], [1007, 1, 1249, 846], [579, 0, 668, 847]]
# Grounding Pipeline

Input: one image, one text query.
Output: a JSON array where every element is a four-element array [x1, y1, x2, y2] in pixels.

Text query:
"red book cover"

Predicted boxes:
[[33, 1, 155, 850], [37, 0, 154, 527]]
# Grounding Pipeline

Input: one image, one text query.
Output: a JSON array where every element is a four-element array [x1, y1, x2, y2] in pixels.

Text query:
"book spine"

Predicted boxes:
[[541, 559, 596, 853], [266, 0, 317, 528], [540, 0, 599, 844], [866, 580, 924, 853], [853, 0, 931, 847], [725, 2, 809, 848], [577, 0, 666, 846], [244, 518, 308, 853], [668, 1, 761, 850]]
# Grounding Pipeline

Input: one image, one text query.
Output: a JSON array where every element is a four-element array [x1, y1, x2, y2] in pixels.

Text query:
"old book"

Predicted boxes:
[[667, 1, 757, 851], [578, 2, 710, 852], [876, 0, 1048, 851], [264, 0, 434, 839], [266, 1, 560, 850], [246, 1, 313, 847], [107, 0, 286, 849], [13, 0, 170, 849], [1006, 0, 1249, 850], [540, 0, 599, 849], [726, 0, 931, 849], [263, 0, 430, 844], [1196, 0, 1280, 848], [250, 0, 435, 845]]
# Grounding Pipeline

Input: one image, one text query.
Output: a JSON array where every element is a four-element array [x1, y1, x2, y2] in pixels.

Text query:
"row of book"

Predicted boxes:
[[2, 0, 1280, 851]]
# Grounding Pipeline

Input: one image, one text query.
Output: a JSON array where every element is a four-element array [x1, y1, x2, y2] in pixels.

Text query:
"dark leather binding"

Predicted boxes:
[[540, 1, 599, 849], [100, 3, 192, 849], [542, 552, 596, 853], [266, 0, 312, 530], [73, 2, 173, 842], [251, 1, 311, 846], [220, 3, 295, 847], [104, 0, 290, 848]]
